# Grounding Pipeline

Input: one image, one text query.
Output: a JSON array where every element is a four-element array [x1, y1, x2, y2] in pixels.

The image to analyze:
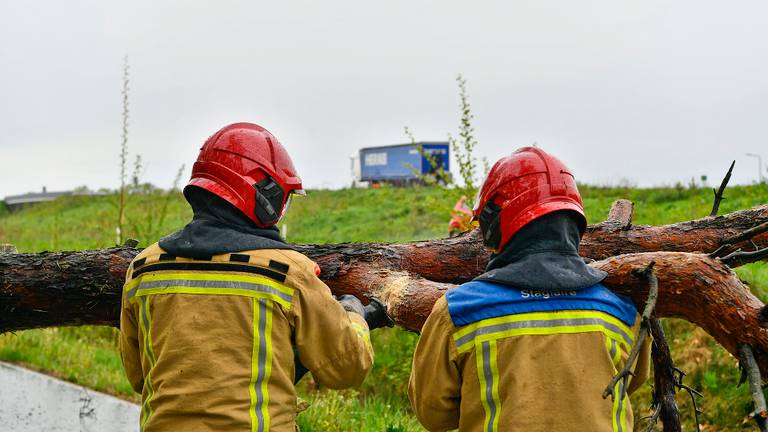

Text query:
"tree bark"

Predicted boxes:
[[0, 247, 134, 331]]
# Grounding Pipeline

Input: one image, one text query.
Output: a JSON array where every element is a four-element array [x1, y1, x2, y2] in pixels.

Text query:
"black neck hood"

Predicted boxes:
[[473, 211, 606, 291], [159, 187, 292, 259]]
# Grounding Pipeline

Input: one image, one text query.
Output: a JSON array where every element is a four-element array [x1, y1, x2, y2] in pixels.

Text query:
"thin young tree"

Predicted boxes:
[[117, 55, 130, 245]]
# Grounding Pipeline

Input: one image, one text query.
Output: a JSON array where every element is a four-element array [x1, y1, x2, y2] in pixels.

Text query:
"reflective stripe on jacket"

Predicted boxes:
[[408, 282, 650, 432], [119, 243, 373, 432]]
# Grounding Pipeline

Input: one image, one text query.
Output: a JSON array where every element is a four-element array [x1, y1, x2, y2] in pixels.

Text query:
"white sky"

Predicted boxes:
[[2, 1, 768, 198]]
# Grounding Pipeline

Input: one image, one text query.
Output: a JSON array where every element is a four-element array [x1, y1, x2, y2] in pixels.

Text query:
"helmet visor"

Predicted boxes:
[[278, 195, 292, 223], [277, 189, 307, 223], [470, 188, 483, 221]]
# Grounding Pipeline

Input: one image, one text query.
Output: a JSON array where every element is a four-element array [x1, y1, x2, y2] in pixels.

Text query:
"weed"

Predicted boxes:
[[117, 55, 130, 245], [449, 74, 481, 206]]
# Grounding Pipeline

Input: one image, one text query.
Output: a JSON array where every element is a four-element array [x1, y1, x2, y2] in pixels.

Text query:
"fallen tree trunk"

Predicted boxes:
[[296, 203, 768, 285], [2, 247, 765, 374], [1, 204, 768, 370]]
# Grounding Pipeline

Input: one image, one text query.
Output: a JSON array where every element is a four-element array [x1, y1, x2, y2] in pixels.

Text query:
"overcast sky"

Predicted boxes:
[[2, 1, 767, 199]]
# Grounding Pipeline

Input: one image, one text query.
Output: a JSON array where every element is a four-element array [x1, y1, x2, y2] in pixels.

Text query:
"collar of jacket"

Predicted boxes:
[[446, 281, 637, 327], [473, 211, 606, 292], [159, 188, 293, 259]]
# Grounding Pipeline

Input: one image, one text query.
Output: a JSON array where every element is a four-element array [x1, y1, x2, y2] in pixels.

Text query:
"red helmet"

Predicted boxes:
[[185, 122, 304, 228], [473, 147, 586, 252]]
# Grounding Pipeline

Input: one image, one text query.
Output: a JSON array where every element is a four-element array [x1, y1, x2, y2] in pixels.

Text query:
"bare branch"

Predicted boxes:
[[644, 404, 663, 432], [721, 247, 768, 267], [709, 243, 733, 258], [711, 160, 736, 217], [673, 367, 703, 432], [603, 262, 658, 401], [739, 344, 768, 432], [723, 222, 768, 248]]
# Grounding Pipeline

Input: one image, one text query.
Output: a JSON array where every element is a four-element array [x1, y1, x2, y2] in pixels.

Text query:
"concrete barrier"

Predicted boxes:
[[0, 362, 139, 431]]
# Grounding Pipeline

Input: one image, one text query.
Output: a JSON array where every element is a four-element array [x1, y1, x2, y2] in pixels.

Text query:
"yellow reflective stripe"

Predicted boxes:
[[127, 272, 294, 309], [131, 286, 291, 308], [605, 337, 622, 371], [476, 341, 492, 432], [248, 299, 259, 431], [127, 272, 293, 297], [454, 310, 633, 341], [612, 341, 622, 368], [488, 341, 501, 432], [476, 340, 500, 432], [453, 311, 633, 354], [249, 299, 273, 432], [611, 379, 628, 432], [261, 301, 273, 432], [620, 389, 628, 432], [139, 297, 157, 429]]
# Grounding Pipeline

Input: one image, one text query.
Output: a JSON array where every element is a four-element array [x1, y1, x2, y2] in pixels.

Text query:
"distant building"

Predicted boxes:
[[3, 187, 100, 212]]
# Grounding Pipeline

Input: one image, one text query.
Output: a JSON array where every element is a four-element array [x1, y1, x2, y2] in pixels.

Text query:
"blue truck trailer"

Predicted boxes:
[[359, 142, 450, 185]]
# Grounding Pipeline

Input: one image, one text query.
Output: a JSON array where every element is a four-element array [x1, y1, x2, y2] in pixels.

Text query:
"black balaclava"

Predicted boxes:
[[159, 186, 292, 259], [473, 210, 606, 291]]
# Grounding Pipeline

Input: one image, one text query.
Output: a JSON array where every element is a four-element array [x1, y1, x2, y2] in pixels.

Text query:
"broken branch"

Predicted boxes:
[[721, 247, 768, 268], [724, 222, 768, 250], [710, 160, 736, 217], [739, 344, 768, 432], [606, 199, 634, 229]]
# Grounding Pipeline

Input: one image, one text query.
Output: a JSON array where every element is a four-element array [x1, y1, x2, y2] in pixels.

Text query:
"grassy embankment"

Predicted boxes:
[[0, 184, 767, 431]]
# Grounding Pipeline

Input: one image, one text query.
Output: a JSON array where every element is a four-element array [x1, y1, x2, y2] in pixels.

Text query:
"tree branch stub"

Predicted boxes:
[[710, 160, 736, 217]]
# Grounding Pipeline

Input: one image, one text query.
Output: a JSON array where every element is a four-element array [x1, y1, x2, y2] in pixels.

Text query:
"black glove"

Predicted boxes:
[[336, 295, 395, 330], [336, 294, 366, 317], [363, 297, 394, 330]]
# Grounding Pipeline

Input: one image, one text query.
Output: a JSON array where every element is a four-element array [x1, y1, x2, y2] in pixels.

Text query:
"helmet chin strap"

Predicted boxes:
[[253, 176, 286, 226]]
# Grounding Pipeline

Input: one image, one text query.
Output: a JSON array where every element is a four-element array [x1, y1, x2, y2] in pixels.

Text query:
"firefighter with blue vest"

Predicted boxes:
[[119, 122, 391, 431], [409, 147, 650, 432]]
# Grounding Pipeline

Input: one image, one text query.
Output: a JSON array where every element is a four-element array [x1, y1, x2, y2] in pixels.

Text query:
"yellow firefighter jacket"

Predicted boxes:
[[119, 243, 373, 432], [409, 283, 650, 432]]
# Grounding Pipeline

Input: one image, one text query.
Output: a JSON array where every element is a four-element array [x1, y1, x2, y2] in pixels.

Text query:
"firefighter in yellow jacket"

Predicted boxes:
[[409, 147, 650, 432], [119, 122, 392, 431]]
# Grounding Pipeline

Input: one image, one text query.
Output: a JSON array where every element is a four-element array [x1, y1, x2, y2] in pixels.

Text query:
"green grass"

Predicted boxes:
[[0, 326, 135, 399], [1, 183, 767, 431], [295, 388, 421, 432], [0, 191, 191, 252], [282, 186, 454, 244]]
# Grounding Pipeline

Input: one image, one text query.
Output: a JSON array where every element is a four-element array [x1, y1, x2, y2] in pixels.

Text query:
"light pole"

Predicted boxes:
[[746, 153, 765, 183]]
